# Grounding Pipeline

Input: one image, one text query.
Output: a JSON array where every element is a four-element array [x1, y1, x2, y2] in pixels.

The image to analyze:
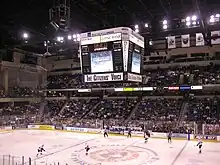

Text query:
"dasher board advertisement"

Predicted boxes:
[[84, 73, 124, 82]]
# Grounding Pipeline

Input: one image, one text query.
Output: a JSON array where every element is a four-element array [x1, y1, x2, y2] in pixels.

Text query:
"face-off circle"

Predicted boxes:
[[71, 144, 159, 165], [89, 149, 139, 162]]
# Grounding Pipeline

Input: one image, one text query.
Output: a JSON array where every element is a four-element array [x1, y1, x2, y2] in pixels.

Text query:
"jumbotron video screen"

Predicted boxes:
[[90, 51, 114, 73], [131, 52, 141, 74]]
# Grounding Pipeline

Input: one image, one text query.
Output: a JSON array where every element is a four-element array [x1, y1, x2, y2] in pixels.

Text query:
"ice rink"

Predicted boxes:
[[0, 130, 220, 165]]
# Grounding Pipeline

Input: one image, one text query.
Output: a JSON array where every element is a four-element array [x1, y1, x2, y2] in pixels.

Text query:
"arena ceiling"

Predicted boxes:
[[0, 0, 219, 53]]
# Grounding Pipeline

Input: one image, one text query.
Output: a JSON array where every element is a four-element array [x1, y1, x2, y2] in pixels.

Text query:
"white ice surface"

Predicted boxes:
[[0, 130, 220, 165]]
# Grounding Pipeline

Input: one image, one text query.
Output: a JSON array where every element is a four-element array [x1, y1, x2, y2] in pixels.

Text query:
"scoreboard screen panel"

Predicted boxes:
[[131, 52, 141, 74], [81, 41, 123, 74], [90, 51, 114, 73]]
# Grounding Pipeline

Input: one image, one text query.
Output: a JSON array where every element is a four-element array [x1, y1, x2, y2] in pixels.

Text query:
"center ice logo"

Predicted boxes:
[[71, 144, 159, 165]]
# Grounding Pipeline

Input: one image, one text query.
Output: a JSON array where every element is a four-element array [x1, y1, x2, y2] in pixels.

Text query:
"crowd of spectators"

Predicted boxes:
[[46, 100, 66, 118], [0, 63, 220, 135], [9, 86, 39, 97], [0, 96, 219, 134], [131, 98, 182, 122], [127, 98, 183, 133], [85, 99, 138, 121], [44, 64, 220, 90], [185, 97, 220, 124], [0, 102, 40, 126], [0, 86, 7, 97], [144, 64, 220, 86], [59, 99, 99, 119]]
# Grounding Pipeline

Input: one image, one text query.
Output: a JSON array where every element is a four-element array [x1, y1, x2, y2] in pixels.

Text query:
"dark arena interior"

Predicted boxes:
[[1, 0, 220, 165]]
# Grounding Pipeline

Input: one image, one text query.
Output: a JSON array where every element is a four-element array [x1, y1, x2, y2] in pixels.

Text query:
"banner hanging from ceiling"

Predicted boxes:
[[196, 33, 205, 46], [167, 36, 176, 49], [211, 31, 220, 45], [181, 34, 190, 47]]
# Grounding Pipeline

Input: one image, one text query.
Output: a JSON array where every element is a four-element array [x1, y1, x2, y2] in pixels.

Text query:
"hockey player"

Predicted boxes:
[[127, 129, 132, 138], [104, 129, 108, 138], [196, 139, 203, 154], [85, 145, 90, 155], [168, 131, 172, 143], [144, 130, 150, 143], [36, 145, 45, 157]]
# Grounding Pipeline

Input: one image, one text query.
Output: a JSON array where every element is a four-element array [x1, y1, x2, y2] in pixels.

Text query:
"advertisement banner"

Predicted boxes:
[[211, 31, 220, 45], [168, 87, 179, 90], [129, 34, 145, 48], [28, 125, 39, 129], [167, 36, 176, 49], [172, 133, 187, 138], [0, 126, 13, 130], [64, 127, 87, 132], [78, 89, 91, 93], [84, 73, 123, 82], [194, 135, 217, 140], [181, 34, 190, 47], [142, 87, 154, 91], [196, 33, 205, 46], [100, 33, 122, 43], [127, 73, 142, 82], [191, 86, 203, 90], [81, 36, 101, 45], [39, 125, 55, 130], [151, 132, 167, 138], [55, 126, 63, 130], [122, 41, 129, 72]]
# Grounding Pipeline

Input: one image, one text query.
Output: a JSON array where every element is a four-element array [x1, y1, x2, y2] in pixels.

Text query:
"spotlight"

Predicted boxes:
[[216, 14, 220, 18], [163, 20, 167, 25], [145, 23, 149, 28], [23, 33, 29, 39], [149, 41, 153, 45], [57, 36, 64, 42], [73, 34, 77, 39], [192, 21, 196, 25], [192, 15, 197, 21], [186, 16, 191, 22], [134, 25, 139, 29], [163, 25, 168, 29], [186, 21, 191, 26], [57, 36, 61, 42], [210, 16, 215, 23], [135, 29, 139, 33], [67, 35, 72, 40], [44, 41, 47, 47]]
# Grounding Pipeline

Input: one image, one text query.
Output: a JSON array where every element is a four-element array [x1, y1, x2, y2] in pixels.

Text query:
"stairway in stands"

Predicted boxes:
[[80, 100, 101, 119], [123, 97, 142, 125], [58, 100, 69, 116], [37, 100, 47, 122], [176, 100, 189, 128]]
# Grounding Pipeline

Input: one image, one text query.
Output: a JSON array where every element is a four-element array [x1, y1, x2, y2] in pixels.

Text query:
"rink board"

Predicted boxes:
[[27, 125, 220, 143], [0, 125, 219, 143]]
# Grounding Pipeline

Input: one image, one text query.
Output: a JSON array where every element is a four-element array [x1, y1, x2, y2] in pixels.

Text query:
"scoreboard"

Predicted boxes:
[[79, 27, 145, 83]]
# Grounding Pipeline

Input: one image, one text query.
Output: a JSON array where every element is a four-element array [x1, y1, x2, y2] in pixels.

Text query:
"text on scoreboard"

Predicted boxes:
[[84, 73, 123, 82]]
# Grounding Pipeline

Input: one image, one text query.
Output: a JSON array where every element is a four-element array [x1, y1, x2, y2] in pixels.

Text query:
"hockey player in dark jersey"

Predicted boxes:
[[85, 145, 90, 155], [196, 139, 203, 154], [144, 130, 150, 143], [127, 129, 132, 138], [104, 129, 108, 138], [168, 131, 172, 143], [36, 145, 45, 157]]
